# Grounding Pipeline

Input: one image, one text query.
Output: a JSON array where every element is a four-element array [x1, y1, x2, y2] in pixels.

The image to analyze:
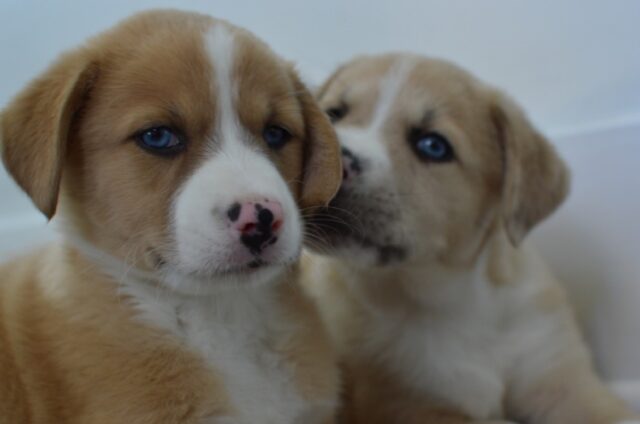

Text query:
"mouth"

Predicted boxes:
[[305, 202, 407, 265], [151, 246, 297, 280], [207, 258, 272, 277], [351, 237, 407, 265]]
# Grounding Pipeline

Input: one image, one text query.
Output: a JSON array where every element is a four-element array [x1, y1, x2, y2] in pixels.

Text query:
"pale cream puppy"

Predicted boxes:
[[0, 10, 342, 424], [303, 53, 639, 424]]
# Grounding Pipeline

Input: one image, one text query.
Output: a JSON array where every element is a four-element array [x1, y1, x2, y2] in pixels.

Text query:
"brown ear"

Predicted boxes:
[[1, 52, 95, 219], [290, 71, 342, 209], [490, 91, 570, 246], [315, 62, 348, 101]]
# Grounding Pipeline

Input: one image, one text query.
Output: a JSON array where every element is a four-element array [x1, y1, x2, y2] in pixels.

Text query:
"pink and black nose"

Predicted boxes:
[[227, 199, 284, 254], [341, 147, 362, 183]]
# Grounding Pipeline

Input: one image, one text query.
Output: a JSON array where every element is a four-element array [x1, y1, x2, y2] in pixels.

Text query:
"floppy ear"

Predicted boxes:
[[315, 62, 348, 101], [0, 52, 95, 219], [290, 72, 342, 209], [489, 91, 570, 246]]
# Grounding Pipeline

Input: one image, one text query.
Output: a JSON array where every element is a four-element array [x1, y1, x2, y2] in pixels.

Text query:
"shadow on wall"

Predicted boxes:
[[533, 122, 640, 383], [539, 216, 640, 410], [535, 218, 618, 366]]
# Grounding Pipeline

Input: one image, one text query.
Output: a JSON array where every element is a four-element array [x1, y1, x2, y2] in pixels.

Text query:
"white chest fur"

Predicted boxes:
[[122, 281, 322, 424], [349, 262, 557, 420], [361, 291, 507, 418]]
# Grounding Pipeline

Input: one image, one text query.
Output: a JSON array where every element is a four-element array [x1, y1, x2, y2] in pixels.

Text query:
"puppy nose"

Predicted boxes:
[[341, 147, 361, 182], [227, 199, 284, 254]]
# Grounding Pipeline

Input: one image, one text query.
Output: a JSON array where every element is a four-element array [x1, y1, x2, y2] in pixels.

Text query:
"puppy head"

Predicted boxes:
[[314, 54, 568, 267], [0, 10, 341, 294]]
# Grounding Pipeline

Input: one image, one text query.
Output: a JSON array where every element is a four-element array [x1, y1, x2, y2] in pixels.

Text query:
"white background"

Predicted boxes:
[[1, 0, 639, 395]]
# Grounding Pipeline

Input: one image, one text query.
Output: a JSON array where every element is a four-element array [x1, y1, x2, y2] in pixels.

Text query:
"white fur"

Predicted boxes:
[[315, 55, 638, 421], [371, 248, 562, 419], [66, 23, 320, 424], [318, 59, 609, 413], [336, 59, 416, 177], [64, 238, 328, 424], [169, 24, 301, 295], [370, 58, 415, 129], [329, 60, 416, 265], [120, 279, 330, 424], [332, 61, 549, 418], [329, 244, 584, 419], [334, 61, 523, 417], [158, 24, 311, 423]]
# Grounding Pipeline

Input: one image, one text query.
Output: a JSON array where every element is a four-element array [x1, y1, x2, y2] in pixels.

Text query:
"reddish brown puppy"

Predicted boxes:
[[0, 10, 341, 424]]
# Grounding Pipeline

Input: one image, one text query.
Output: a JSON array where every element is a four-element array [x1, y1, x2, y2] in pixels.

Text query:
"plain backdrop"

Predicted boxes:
[[0, 0, 639, 390]]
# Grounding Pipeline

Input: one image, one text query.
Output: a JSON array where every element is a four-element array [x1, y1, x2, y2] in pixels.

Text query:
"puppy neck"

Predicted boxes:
[[334, 228, 526, 314], [57, 223, 289, 300]]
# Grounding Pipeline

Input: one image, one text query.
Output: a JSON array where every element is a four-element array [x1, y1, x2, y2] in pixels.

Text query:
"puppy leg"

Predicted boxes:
[[505, 325, 638, 423], [508, 366, 637, 423]]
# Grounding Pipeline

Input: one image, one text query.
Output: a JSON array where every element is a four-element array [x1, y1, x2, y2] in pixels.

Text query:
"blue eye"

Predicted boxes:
[[136, 126, 184, 155], [413, 132, 454, 162], [263, 125, 291, 149]]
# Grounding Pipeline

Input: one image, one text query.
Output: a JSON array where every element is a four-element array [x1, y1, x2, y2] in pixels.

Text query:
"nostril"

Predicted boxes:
[[341, 147, 361, 177], [227, 203, 241, 222], [257, 208, 274, 226], [232, 199, 284, 255]]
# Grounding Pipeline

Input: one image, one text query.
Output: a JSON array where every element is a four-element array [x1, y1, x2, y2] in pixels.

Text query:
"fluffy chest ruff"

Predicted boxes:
[[334, 257, 563, 420], [122, 278, 334, 424]]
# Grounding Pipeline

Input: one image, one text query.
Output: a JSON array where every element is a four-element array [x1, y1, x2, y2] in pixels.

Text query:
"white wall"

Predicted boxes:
[[2, 0, 640, 131], [1, 0, 639, 389], [532, 123, 640, 383], [3, 0, 640, 230]]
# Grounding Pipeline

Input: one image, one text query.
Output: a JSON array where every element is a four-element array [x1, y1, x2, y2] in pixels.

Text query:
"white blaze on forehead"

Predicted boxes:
[[370, 58, 416, 130], [163, 25, 310, 417], [206, 24, 241, 144], [337, 58, 416, 170], [168, 23, 302, 294], [203, 24, 266, 168]]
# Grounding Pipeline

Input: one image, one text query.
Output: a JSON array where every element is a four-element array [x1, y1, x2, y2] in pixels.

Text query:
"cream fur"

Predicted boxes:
[[304, 53, 638, 424]]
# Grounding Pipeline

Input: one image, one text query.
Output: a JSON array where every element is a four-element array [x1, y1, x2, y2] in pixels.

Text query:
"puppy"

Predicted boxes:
[[0, 10, 342, 424], [303, 53, 639, 424]]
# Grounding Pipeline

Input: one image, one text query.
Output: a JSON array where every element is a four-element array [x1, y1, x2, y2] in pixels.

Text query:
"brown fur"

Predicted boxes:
[[305, 53, 637, 423], [0, 247, 230, 424], [315, 54, 556, 267], [0, 10, 340, 423]]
